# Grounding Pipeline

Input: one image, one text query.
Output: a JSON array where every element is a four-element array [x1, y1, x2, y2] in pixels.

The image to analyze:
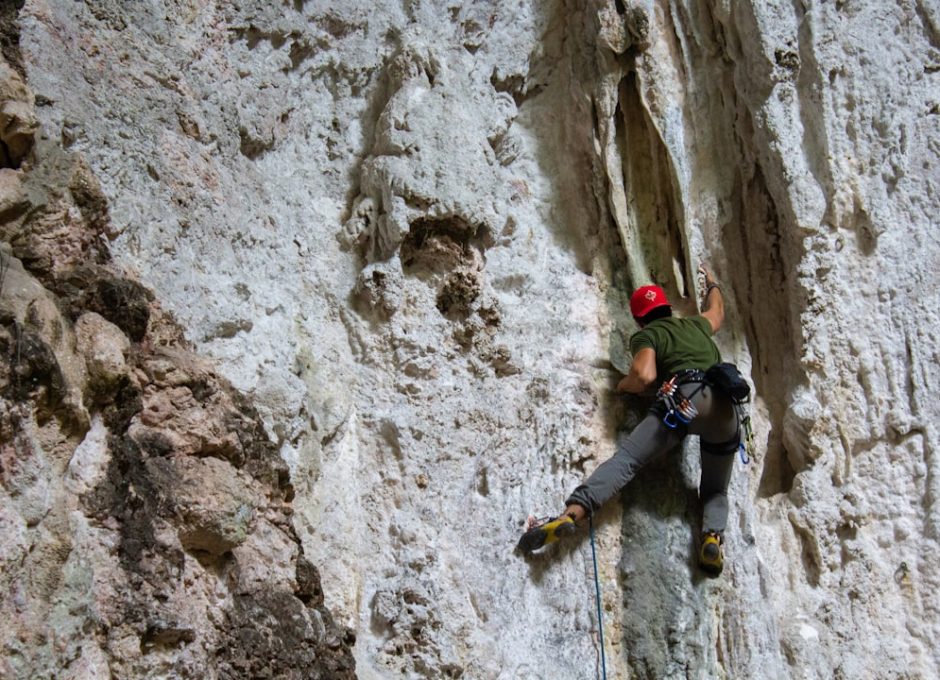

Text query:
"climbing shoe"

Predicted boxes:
[[517, 515, 577, 553], [698, 532, 723, 576]]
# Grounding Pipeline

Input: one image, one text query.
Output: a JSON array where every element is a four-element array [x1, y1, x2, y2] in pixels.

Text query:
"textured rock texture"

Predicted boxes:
[[0, 14, 355, 677], [2, 0, 939, 678]]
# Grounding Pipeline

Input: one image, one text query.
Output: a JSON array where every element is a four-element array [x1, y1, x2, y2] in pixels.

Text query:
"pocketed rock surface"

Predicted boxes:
[[2, 1, 939, 678]]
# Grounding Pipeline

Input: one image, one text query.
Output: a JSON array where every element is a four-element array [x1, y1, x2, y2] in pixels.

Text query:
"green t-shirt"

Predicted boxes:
[[629, 315, 720, 379]]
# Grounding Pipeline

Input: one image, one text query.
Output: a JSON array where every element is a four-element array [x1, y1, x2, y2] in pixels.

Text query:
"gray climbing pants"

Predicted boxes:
[[566, 381, 739, 533]]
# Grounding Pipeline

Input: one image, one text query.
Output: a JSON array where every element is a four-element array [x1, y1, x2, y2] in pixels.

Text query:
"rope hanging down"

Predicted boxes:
[[589, 516, 607, 680]]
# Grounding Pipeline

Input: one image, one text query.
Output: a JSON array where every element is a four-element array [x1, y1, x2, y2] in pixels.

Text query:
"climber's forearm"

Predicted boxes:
[[700, 266, 724, 333], [617, 348, 656, 394]]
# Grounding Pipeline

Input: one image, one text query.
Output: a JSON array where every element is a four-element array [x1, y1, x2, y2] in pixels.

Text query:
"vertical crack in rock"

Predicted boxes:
[[685, 2, 804, 502], [585, 6, 719, 673], [727, 162, 799, 499], [614, 70, 690, 299]]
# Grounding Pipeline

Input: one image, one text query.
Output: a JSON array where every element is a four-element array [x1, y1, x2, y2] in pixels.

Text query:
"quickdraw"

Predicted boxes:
[[657, 375, 703, 430], [737, 407, 754, 464]]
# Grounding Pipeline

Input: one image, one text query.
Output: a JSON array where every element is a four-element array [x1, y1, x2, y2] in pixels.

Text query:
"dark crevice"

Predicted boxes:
[[141, 623, 196, 653], [0, 140, 16, 170], [725, 165, 801, 497], [231, 25, 291, 50], [58, 269, 153, 342], [435, 270, 479, 319], [0, 0, 25, 78], [400, 216, 490, 276], [794, 523, 821, 587], [490, 68, 545, 108], [903, 331, 918, 414], [0, 321, 67, 421], [316, 13, 365, 39], [617, 72, 689, 303], [757, 433, 797, 497], [288, 39, 316, 71]]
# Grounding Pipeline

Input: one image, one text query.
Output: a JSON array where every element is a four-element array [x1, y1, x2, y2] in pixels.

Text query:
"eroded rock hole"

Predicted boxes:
[[400, 216, 489, 275], [141, 624, 196, 653], [490, 69, 533, 107], [436, 271, 480, 319]]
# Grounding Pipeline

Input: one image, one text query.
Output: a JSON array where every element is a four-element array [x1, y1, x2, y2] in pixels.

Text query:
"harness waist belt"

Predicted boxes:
[[672, 369, 706, 384]]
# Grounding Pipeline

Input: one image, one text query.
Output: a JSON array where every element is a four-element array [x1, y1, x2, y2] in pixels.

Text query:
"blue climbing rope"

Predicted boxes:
[[589, 516, 608, 680]]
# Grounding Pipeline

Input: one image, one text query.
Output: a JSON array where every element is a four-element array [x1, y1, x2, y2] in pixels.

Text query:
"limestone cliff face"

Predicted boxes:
[[1, 1, 938, 678]]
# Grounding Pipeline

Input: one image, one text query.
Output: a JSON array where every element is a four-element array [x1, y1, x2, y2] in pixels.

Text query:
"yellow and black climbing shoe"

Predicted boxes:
[[699, 532, 723, 576], [517, 515, 577, 553]]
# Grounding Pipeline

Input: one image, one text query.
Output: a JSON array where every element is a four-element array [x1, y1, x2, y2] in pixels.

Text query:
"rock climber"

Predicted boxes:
[[518, 265, 740, 575]]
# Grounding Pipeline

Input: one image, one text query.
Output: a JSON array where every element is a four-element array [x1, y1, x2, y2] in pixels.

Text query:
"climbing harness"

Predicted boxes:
[[705, 362, 754, 465], [659, 364, 756, 464], [589, 516, 607, 680]]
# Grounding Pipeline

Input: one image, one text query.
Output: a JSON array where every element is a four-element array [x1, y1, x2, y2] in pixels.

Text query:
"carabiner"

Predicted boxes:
[[663, 411, 679, 429]]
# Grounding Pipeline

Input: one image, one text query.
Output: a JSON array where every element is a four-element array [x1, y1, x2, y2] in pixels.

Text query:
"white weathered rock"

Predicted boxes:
[[65, 415, 110, 496], [5, 0, 939, 678]]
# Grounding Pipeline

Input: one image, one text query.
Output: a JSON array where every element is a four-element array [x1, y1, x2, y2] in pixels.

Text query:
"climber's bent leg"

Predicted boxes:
[[565, 413, 683, 516], [699, 438, 737, 533], [686, 383, 739, 534]]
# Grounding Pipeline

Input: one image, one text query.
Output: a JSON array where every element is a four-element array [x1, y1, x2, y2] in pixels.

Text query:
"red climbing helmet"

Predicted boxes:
[[630, 285, 670, 318]]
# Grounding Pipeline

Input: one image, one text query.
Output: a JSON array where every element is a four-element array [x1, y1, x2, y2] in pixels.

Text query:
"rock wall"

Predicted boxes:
[[1, 0, 938, 678], [0, 16, 355, 678]]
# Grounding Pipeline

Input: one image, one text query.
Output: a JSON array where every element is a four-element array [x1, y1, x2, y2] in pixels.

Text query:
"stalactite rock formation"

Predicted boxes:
[[1, 1, 938, 678]]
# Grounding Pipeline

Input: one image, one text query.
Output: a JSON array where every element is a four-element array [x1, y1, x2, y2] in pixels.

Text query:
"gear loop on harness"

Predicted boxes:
[[656, 370, 705, 430], [656, 366, 757, 464]]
